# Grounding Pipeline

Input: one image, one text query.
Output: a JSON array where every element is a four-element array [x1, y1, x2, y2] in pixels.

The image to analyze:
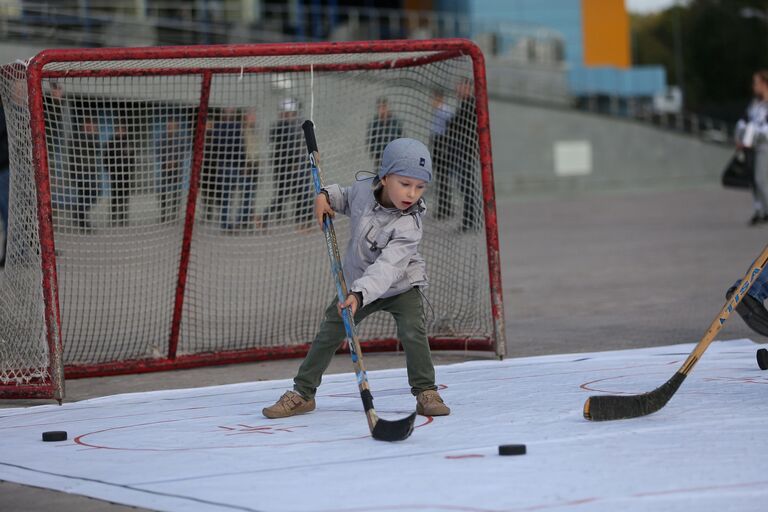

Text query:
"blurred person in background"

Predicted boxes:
[[200, 111, 221, 224], [210, 107, 245, 230], [443, 78, 479, 232], [429, 88, 454, 144], [430, 87, 454, 221], [0, 101, 8, 267], [43, 81, 73, 221], [735, 70, 768, 226], [236, 107, 262, 230], [263, 97, 311, 229], [366, 96, 403, 169], [157, 115, 187, 224], [70, 114, 100, 232], [104, 121, 135, 227]]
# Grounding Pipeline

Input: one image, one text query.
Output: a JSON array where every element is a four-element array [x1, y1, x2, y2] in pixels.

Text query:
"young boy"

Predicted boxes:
[[263, 138, 450, 418]]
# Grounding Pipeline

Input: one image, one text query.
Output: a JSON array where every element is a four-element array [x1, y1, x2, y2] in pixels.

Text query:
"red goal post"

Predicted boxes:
[[0, 39, 505, 401]]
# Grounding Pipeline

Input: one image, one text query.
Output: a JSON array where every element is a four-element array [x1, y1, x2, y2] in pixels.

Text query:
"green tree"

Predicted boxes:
[[632, 0, 768, 121]]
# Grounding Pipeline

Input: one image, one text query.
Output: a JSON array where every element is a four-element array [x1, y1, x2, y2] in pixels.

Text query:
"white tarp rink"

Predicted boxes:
[[1, 340, 767, 512]]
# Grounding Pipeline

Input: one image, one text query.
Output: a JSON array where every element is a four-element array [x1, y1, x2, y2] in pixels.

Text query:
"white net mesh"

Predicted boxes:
[[0, 44, 499, 394], [0, 64, 49, 388]]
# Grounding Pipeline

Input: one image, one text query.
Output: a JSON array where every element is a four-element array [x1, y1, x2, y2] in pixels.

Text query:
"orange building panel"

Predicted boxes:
[[582, 0, 631, 68]]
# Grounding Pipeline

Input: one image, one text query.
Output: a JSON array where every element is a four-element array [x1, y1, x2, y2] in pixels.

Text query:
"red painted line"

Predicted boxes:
[[73, 416, 219, 451], [72, 414, 433, 452], [702, 376, 768, 385], [580, 369, 765, 394], [579, 375, 642, 395]]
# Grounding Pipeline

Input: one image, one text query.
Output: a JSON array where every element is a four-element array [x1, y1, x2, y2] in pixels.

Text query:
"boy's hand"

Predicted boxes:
[[315, 193, 334, 229], [337, 292, 361, 317]]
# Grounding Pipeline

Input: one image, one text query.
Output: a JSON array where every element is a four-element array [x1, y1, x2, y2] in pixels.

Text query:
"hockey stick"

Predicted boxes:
[[301, 120, 416, 441], [584, 243, 768, 421]]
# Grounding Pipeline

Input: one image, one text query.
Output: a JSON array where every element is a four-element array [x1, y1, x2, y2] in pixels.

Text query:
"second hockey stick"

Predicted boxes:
[[584, 243, 768, 421]]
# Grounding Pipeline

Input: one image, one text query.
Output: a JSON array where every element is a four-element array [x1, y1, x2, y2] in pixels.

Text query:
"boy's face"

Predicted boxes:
[[381, 175, 427, 210]]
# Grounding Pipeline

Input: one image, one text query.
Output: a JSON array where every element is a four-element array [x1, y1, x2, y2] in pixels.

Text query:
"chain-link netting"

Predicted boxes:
[[0, 44, 498, 393]]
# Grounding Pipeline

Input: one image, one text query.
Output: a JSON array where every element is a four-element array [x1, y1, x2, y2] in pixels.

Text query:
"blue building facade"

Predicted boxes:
[[438, 0, 666, 98]]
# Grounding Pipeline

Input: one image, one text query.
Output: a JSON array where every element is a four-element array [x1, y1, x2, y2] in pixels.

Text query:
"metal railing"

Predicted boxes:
[[574, 94, 732, 145]]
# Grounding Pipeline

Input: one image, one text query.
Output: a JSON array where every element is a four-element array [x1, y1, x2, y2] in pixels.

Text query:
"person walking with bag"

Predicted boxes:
[[735, 70, 768, 226]]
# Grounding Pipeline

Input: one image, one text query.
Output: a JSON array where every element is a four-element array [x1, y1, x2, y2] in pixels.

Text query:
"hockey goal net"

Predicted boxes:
[[0, 39, 504, 400]]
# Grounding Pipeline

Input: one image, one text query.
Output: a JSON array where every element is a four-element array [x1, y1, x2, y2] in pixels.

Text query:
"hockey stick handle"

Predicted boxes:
[[302, 120, 319, 154], [301, 120, 378, 425], [301, 121, 349, 300]]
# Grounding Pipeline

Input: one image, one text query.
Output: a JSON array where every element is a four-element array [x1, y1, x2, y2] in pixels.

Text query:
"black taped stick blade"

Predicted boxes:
[[757, 348, 768, 371], [371, 412, 417, 442], [42, 431, 67, 442], [584, 372, 687, 421]]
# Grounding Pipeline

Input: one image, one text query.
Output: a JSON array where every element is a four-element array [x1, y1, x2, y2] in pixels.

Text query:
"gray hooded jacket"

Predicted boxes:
[[323, 177, 428, 306]]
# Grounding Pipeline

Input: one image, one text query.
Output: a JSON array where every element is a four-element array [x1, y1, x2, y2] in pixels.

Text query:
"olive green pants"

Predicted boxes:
[[293, 287, 437, 399]]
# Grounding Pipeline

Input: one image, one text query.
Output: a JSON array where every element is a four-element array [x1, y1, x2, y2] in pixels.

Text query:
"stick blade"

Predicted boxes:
[[371, 412, 417, 442], [584, 372, 687, 421]]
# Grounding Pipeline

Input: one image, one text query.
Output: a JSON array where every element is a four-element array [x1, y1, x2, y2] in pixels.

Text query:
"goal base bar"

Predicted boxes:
[[61, 337, 496, 380], [0, 383, 58, 400]]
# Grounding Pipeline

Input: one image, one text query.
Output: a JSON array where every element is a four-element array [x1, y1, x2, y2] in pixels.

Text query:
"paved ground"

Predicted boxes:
[[501, 185, 766, 355], [2, 184, 767, 511]]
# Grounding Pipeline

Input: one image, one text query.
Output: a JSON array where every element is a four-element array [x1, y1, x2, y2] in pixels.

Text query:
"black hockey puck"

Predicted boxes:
[[42, 431, 67, 442], [498, 444, 526, 456], [757, 348, 768, 371]]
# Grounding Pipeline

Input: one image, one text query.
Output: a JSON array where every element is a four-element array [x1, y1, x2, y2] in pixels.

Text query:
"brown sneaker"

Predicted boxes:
[[262, 391, 316, 419], [416, 389, 450, 416]]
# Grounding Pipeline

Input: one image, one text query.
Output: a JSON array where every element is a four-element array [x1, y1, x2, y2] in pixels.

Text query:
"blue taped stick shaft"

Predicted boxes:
[[309, 151, 362, 362]]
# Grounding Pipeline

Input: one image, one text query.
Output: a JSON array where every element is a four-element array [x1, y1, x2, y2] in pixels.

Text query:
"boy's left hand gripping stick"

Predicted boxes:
[[301, 120, 417, 442]]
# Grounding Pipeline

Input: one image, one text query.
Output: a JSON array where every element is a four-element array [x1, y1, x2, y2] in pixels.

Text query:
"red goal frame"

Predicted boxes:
[[1, 39, 505, 401]]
